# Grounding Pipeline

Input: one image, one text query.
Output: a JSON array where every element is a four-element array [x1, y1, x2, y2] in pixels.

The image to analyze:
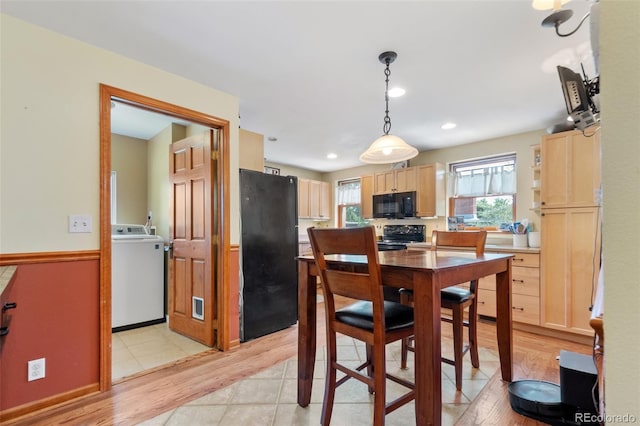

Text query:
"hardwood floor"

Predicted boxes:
[[3, 300, 593, 426]]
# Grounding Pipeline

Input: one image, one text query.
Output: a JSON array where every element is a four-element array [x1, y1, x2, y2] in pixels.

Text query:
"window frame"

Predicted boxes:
[[448, 154, 517, 230]]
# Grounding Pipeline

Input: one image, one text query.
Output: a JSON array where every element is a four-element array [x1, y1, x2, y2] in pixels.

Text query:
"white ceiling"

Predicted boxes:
[[2, 0, 596, 172]]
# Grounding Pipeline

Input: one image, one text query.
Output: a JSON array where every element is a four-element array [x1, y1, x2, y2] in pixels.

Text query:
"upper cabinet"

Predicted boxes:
[[540, 130, 601, 209], [374, 167, 417, 194], [299, 178, 331, 220], [365, 163, 444, 218], [360, 175, 374, 219], [416, 163, 445, 217], [239, 129, 264, 172]]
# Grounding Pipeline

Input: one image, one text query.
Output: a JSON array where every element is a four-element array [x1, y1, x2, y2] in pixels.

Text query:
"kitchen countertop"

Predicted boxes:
[[0, 265, 17, 296], [406, 242, 540, 254]]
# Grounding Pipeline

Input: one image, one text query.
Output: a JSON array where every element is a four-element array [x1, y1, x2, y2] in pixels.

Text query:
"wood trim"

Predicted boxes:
[[0, 250, 100, 266], [224, 244, 240, 350], [512, 321, 593, 345], [0, 383, 99, 423], [99, 84, 232, 391]]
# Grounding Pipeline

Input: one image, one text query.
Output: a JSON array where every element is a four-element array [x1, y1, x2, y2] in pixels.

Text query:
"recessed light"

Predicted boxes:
[[388, 87, 406, 98], [327, 153, 338, 159], [441, 122, 457, 130], [267, 136, 278, 142]]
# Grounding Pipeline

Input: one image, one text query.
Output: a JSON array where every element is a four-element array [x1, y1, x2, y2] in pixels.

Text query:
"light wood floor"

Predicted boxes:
[[4, 299, 593, 426]]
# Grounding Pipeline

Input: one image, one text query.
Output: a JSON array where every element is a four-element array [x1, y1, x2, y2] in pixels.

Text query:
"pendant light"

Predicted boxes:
[[360, 51, 418, 164]]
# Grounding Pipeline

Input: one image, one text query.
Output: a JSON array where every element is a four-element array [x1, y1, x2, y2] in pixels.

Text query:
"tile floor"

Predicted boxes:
[[112, 322, 211, 381], [132, 334, 500, 426]]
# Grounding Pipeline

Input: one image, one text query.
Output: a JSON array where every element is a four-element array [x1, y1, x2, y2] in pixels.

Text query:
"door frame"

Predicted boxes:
[[98, 84, 231, 390]]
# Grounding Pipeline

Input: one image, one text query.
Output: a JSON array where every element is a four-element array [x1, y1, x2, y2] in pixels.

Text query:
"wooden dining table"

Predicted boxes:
[[297, 249, 514, 425]]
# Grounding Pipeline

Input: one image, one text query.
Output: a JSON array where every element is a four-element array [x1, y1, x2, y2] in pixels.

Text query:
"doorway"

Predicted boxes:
[[99, 84, 231, 389]]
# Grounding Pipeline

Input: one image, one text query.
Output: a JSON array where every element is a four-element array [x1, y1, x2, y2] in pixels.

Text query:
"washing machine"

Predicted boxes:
[[111, 224, 165, 331]]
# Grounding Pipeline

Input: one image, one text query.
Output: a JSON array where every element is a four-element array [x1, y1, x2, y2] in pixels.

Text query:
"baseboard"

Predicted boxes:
[[0, 383, 99, 424]]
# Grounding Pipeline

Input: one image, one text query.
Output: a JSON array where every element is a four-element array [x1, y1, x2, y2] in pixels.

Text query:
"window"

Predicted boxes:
[[336, 179, 367, 228], [448, 154, 516, 229]]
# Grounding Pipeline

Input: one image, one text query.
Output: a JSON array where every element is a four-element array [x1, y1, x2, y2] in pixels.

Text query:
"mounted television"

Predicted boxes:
[[557, 65, 600, 130]]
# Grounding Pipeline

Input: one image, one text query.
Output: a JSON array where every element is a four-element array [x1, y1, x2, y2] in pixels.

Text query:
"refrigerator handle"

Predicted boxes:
[[168, 240, 174, 259]]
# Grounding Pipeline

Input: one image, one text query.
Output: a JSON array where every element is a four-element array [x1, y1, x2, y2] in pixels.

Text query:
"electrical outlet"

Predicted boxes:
[[68, 215, 92, 233], [28, 358, 46, 381]]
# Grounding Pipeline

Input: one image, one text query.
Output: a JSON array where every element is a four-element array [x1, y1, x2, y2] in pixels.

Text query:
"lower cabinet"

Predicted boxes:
[[442, 250, 541, 326]]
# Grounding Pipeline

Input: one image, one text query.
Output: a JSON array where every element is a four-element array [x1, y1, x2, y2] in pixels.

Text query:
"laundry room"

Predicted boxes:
[[110, 103, 212, 381]]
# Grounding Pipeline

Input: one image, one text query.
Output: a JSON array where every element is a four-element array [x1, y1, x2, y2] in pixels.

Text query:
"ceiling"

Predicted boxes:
[[2, 0, 596, 172]]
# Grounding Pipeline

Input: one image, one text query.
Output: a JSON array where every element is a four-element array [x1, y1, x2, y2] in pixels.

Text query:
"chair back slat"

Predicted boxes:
[[430, 230, 487, 255], [307, 226, 382, 303]]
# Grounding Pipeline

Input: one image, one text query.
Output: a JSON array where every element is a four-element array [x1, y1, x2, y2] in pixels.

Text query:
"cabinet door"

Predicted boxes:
[[309, 180, 321, 218], [360, 175, 374, 219], [541, 207, 600, 334], [541, 130, 601, 208], [298, 178, 310, 218], [416, 163, 445, 217], [319, 181, 331, 219], [374, 170, 395, 194], [395, 167, 417, 192]]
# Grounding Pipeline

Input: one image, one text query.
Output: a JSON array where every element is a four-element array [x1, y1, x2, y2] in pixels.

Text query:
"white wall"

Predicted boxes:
[[0, 14, 240, 252], [600, 0, 640, 419]]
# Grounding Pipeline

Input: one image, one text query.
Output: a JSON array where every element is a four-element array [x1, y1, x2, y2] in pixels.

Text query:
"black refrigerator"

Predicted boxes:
[[239, 169, 299, 342]]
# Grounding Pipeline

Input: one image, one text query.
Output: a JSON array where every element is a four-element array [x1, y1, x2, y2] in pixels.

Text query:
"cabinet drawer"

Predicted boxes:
[[511, 253, 539, 268], [479, 275, 496, 291], [512, 267, 540, 297], [512, 294, 540, 325], [476, 288, 496, 318]]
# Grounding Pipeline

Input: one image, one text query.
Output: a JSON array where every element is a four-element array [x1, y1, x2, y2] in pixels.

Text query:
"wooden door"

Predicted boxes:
[[169, 132, 215, 346], [319, 181, 331, 219]]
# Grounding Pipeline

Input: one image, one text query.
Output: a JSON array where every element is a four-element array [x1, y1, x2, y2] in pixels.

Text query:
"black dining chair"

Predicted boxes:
[[307, 226, 415, 426], [400, 230, 487, 391]]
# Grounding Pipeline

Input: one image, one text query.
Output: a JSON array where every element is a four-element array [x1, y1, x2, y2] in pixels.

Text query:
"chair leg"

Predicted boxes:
[[366, 344, 374, 394], [372, 342, 387, 426], [321, 332, 337, 426], [452, 304, 464, 391], [400, 337, 409, 369], [468, 297, 480, 368], [399, 291, 412, 370]]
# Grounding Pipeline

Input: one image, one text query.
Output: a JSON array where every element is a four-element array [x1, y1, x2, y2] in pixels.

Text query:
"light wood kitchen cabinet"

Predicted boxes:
[[460, 252, 540, 325], [298, 178, 310, 218], [541, 207, 600, 335], [238, 129, 264, 172], [541, 130, 601, 209], [374, 167, 417, 194], [416, 163, 445, 217], [360, 175, 374, 219], [299, 178, 330, 220]]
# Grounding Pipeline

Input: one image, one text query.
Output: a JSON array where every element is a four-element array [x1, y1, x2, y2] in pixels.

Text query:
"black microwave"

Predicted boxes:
[[373, 191, 416, 219]]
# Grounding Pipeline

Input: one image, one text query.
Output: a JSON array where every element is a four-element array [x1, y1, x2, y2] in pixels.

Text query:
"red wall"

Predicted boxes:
[[0, 260, 100, 411]]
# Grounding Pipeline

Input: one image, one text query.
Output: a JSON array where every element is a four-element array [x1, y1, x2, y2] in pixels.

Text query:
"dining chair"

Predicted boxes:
[[400, 230, 487, 391], [307, 226, 415, 426]]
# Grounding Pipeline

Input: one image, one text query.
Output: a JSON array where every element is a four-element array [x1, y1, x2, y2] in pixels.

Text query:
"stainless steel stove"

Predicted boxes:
[[377, 224, 426, 251]]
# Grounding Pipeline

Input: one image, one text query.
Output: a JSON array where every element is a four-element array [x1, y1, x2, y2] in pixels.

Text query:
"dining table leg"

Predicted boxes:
[[495, 259, 514, 382], [412, 270, 442, 426], [297, 260, 317, 406]]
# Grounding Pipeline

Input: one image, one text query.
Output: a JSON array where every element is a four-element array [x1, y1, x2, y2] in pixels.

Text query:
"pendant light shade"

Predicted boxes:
[[360, 51, 418, 165], [359, 134, 418, 164]]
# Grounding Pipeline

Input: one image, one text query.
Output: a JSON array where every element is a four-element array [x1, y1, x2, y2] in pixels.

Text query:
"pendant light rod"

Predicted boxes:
[[359, 51, 418, 164], [379, 51, 397, 136]]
